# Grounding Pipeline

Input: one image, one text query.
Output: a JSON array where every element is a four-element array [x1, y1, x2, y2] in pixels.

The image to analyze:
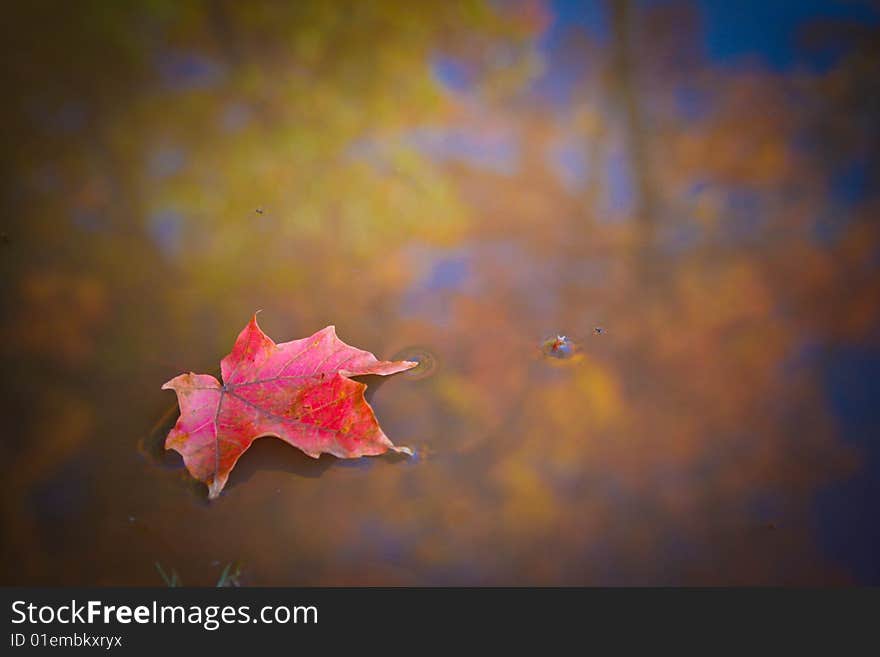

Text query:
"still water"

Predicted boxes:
[[1, 0, 878, 585]]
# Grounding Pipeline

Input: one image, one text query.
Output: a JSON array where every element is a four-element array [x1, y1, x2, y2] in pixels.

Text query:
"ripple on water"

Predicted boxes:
[[389, 346, 439, 380]]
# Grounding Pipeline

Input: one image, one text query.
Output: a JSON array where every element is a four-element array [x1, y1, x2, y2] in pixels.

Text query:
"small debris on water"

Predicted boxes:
[[541, 334, 578, 360], [255, 207, 264, 214], [593, 326, 605, 335]]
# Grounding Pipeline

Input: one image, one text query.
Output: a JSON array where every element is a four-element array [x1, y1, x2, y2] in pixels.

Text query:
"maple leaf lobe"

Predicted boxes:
[[162, 315, 417, 499]]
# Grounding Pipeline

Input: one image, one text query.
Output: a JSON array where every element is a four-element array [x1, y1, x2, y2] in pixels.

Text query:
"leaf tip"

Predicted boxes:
[[207, 481, 224, 500], [392, 445, 414, 457], [160, 375, 183, 391]]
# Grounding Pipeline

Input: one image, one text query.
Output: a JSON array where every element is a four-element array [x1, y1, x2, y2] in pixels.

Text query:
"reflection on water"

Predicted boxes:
[[1, 0, 879, 585]]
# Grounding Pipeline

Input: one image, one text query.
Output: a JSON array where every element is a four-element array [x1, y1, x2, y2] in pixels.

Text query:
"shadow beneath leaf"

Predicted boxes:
[[223, 436, 335, 493], [137, 402, 184, 469], [355, 373, 389, 404]]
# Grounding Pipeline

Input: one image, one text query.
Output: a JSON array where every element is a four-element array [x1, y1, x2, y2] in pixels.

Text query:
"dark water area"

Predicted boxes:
[[1, 0, 879, 586]]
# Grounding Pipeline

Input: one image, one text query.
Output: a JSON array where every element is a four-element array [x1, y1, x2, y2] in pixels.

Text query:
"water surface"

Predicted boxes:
[[1, 0, 878, 585]]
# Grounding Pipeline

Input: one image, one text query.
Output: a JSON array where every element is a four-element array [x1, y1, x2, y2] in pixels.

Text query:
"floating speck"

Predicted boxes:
[[540, 334, 579, 360], [593, 326, 605, 335]]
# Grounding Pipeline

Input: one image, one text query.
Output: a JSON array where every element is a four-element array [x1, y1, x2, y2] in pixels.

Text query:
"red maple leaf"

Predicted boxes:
[[161, 315, 417, 498]]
